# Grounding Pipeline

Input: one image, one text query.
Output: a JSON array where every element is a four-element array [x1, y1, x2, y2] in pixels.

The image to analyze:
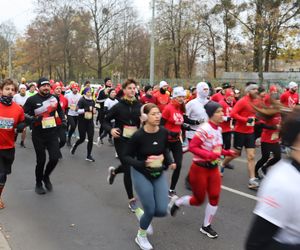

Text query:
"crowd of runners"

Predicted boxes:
[[0, 76, 299, 250]]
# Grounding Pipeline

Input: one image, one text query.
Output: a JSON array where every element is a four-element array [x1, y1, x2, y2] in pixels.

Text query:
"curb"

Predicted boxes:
[[0, 231, 11, 250]]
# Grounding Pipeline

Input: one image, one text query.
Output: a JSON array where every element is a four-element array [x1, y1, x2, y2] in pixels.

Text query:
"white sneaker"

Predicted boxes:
[[248, 178, 260, 190], [135, 208, 154, 235], [135, 234, 153, 250]]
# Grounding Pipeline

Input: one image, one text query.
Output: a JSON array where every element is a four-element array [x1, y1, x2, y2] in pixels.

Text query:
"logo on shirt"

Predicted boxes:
[[153, 141, 158, 145], [173, 112, 184, 125]]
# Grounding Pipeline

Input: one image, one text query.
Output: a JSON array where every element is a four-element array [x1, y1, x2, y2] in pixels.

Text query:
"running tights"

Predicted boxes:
[[114, 139, 134, 200], [189, 163, 221, 206], [74, 119, 94, 156], [169, 140, 183, 190], [131, 168, 168, 230]]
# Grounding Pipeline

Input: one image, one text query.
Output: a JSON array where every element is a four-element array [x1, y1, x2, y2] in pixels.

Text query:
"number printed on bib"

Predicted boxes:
[[271, 132, 279, 141], [0, 117, 14, 129], [42, 116, 57, 129]]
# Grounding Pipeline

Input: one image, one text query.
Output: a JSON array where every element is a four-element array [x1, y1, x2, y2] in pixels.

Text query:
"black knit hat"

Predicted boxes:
[[222, 82, 231, 89], [37, 77, 50, 88], [204, 101, 222, 118], [144, 85, 153, 93], [104, 77, 111, 85]]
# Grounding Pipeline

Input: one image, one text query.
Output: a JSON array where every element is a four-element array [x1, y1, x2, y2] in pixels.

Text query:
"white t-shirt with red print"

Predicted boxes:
[[254, 159, 300, 245], [191, 122, 223, 163]]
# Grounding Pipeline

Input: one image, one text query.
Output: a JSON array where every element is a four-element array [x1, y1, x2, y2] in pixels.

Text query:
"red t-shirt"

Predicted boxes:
[[261, 114, 281, 144], [211, 91, 224, 103], [230, 95, 257, 134], [154, 92, 170, 112], [55, 94, 68, 125], [0, 102, 25, 149], [162, 102, 184, 134], [219, 99, 233, 133], [280, 91, 299, 108]]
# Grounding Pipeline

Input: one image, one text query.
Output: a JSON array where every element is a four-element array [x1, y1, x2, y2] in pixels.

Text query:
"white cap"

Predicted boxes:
[[159, 80, 168, 88], [289, 81, 298, 89], [172, 86, 186, 98], [19, 84, 27, 90]]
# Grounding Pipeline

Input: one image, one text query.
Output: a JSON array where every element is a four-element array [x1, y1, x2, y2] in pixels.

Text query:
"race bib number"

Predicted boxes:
[[271, 132, 279, 141], [95, 103, 100, 109], [147, 155, 164, 168], [123, 125, 137, 138], [69, 104, 76, 111], [84, 112, 93, 120], [0, 117, 14, 129], [42, 116, 57, 129]]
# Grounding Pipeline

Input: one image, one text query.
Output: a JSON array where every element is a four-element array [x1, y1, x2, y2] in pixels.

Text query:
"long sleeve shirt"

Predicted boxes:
[[124, 127, 173, 179]]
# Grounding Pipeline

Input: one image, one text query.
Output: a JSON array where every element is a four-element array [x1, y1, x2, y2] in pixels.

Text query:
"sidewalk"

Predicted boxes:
[[0, 230, 10, 250]]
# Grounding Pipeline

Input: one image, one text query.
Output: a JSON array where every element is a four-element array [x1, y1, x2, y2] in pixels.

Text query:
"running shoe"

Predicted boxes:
[[107, 166, 116, 184], [70, 144, 76, 155], [97, 137, 103, 147], [86, 155, 95, 162], [128, 198, 139, 213], [35, 183, 46, 195], [224, 163, 234, 170], [248, 178, 260, 190], [257, 168, 266, 179], [168, 195, 179, 216], [135, 208, 154, 235], [43, 176, 53, 191], [200, 225, 218, 239], [135, 234, 153, 250], [168, 189, 177, 198], [20, 141, 26, 148]]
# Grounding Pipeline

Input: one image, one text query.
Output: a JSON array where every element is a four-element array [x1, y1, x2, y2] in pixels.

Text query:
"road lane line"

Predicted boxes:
[[221, 185, 258, 201]]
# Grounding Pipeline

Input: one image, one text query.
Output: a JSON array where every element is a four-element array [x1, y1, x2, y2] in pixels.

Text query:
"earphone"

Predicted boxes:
[[140, 104, 148, 122]]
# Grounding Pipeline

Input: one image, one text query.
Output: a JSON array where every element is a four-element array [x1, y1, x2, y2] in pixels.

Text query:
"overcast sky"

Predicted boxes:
[[0, 0, 151, 34]]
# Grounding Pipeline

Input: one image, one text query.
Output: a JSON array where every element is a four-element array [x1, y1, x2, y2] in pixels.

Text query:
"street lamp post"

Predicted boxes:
[[149, 0, 155, 86]]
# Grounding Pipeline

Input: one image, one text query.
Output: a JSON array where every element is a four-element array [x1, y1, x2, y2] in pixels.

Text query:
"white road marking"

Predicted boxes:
[[221, 185, 259, 201]]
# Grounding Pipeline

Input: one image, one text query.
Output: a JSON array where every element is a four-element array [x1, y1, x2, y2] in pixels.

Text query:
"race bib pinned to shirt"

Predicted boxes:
[[69, 104, 77, 111], [42, 116, 57, 129], [123, 125, 138, 138], [0, 117, 14, 129], [84, 112, 93, 120], [95, 103, 100, 109], [271, 132, 279, 141]]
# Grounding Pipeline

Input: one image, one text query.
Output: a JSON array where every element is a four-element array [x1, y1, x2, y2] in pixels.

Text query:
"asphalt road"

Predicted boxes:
[[0, 133, 261, 250]]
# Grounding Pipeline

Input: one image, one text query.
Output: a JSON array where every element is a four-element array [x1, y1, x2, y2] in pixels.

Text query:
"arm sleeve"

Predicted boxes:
[[230, 100, 248, 123], [245, 215, 279, 250], [188, 131, 212, 160], [102, 104, 118, 133], [123, 134, 145, 169]]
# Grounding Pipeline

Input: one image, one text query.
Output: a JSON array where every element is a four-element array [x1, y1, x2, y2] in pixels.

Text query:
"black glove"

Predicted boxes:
[[247, 117, 254, 124], [16, 122, 26, 133]]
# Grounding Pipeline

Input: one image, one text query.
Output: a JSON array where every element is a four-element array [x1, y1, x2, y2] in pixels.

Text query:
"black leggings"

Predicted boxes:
[[255, 142, 281, 174], [73, 119, 94, 156], [114, 138, 134, 200], [222, 132, 232, 150], [67, 115, 78, 139], [169, 140, 183, 190], [57, 126, 67, 148], [32, 130, 60, 183]]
